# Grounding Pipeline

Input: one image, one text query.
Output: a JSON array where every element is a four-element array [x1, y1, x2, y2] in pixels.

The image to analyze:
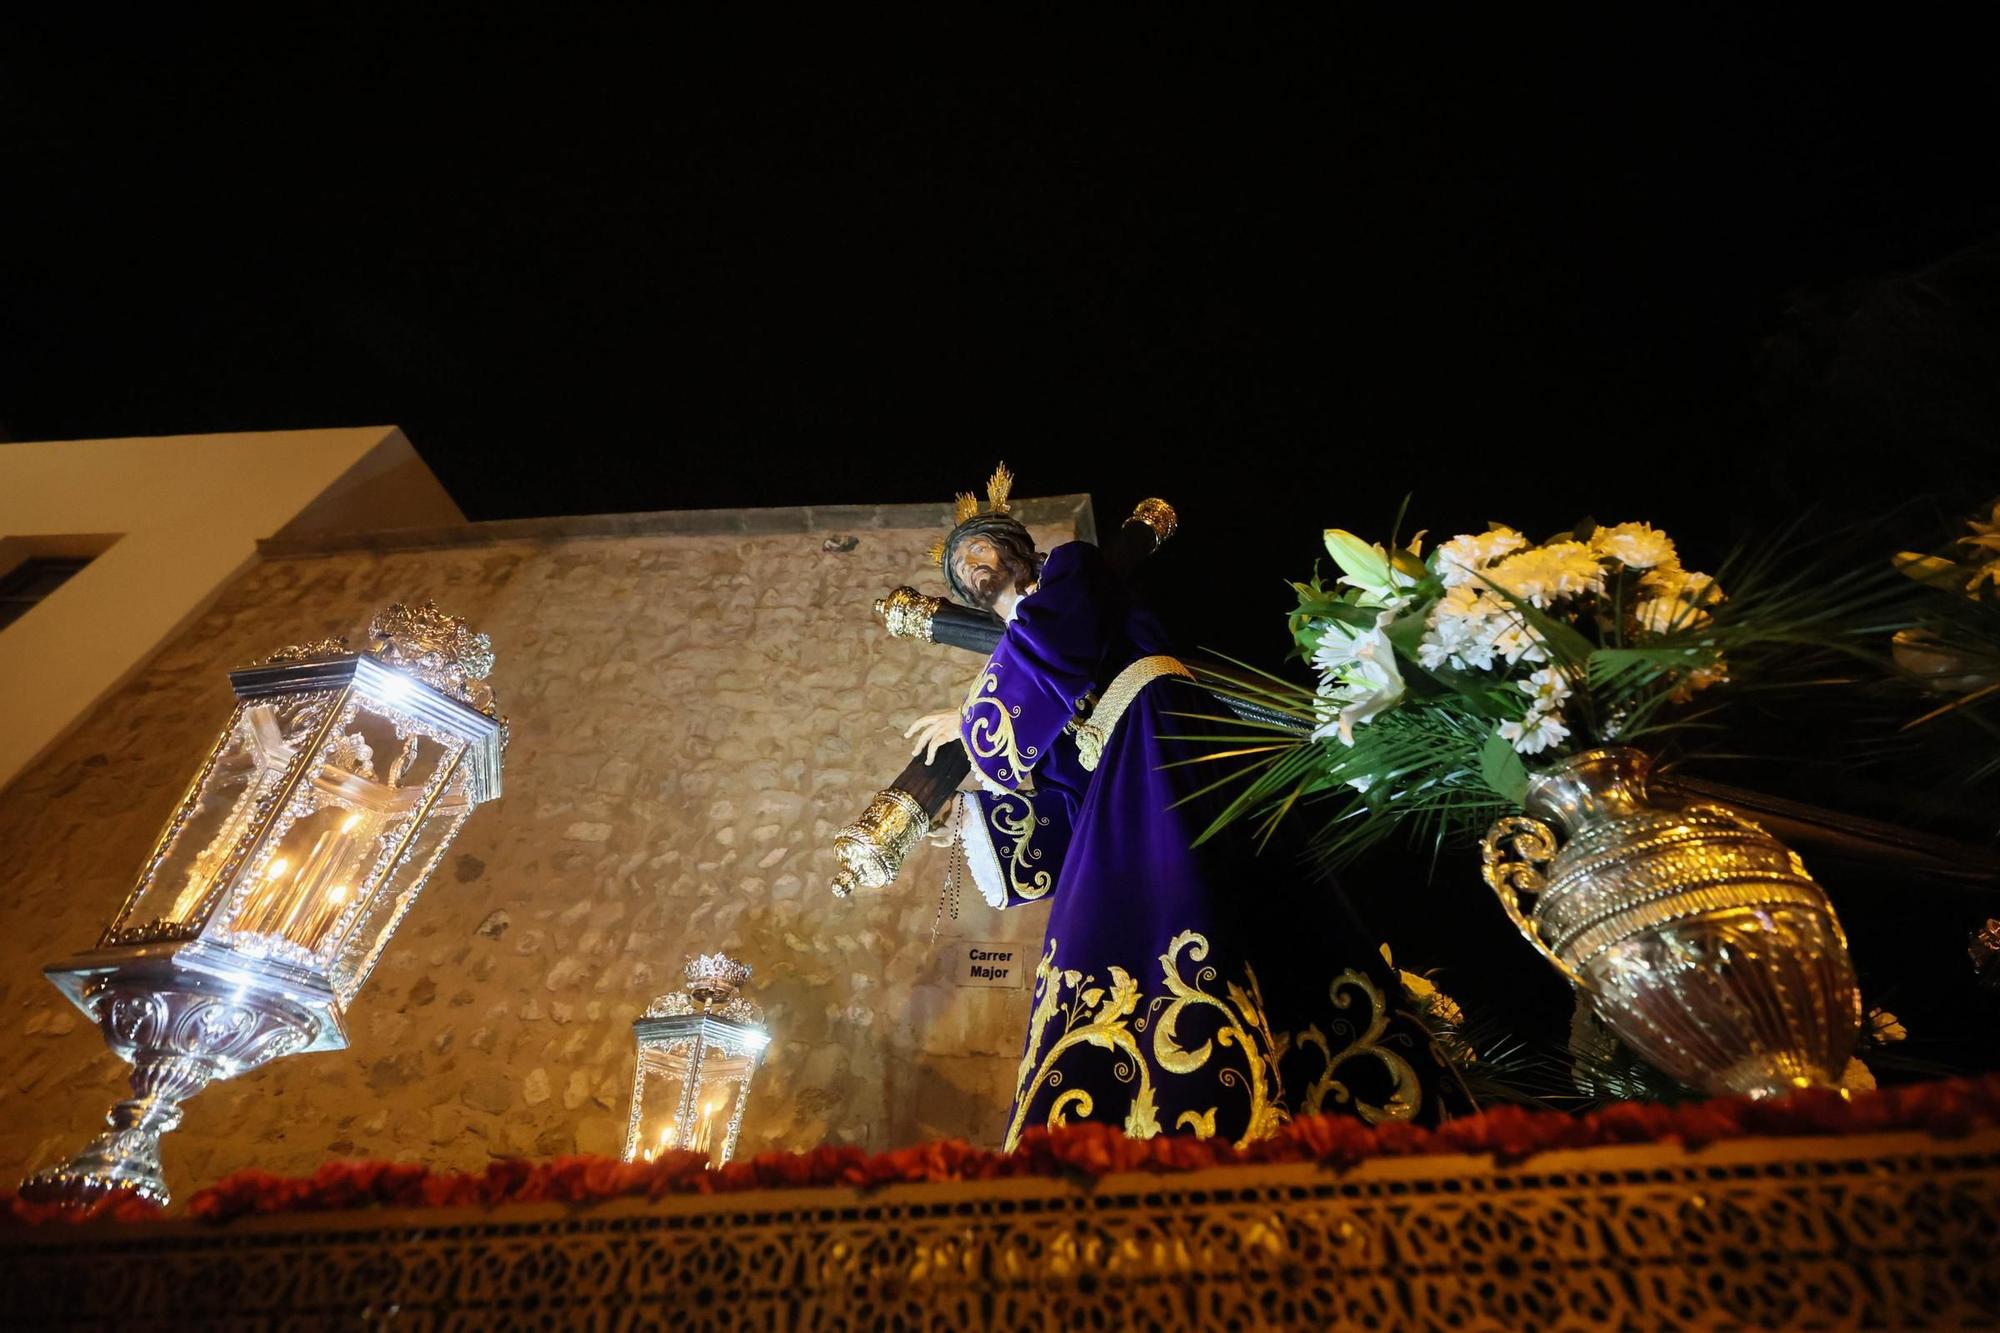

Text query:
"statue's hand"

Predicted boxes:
[[903, 711, 963, 764]]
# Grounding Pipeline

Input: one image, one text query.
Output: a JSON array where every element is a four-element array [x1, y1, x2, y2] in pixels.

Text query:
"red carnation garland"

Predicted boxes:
[[6, 1074, 1997, 1228]]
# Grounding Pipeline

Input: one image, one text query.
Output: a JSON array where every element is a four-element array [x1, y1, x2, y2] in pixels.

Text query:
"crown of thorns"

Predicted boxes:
[[926, 462, 1016, 569]]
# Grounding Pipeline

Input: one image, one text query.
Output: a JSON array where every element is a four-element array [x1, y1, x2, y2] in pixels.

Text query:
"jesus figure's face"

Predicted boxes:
[[951, 535, 1035, 620]]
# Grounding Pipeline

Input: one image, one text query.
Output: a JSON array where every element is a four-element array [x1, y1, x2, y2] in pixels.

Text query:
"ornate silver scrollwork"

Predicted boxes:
[[367, 601, 498, 713], [22, 979, 319, 1207]]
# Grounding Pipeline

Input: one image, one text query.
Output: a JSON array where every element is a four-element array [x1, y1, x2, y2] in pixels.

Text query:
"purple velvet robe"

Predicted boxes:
[[956, 542, 1436, 1151]]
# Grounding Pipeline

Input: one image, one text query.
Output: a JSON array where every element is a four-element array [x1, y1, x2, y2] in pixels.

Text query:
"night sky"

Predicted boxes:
[[7, 14, 2000, 658], [6, 13, 1999, 1061]]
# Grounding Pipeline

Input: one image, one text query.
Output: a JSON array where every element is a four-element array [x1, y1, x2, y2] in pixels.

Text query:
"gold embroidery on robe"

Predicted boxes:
[[1153, 931, 1287, 1147], [1289, 968, 1424, 1125], [1122, 1084, 1163, 1140], [962, 665, 1038, 787], [1006, 931, 1289, 1153], [1004, 939, 1154, 1152], [989, 798, 1054, 900], [1174, 1106, 1218, 1140]]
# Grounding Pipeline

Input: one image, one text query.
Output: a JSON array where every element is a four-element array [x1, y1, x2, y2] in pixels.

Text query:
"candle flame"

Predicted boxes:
[[264, 857, 290, 880]]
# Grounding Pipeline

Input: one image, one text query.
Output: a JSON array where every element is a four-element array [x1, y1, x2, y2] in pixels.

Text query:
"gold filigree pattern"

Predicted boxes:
[[988, 798, 1054, 901], [962, 665, 1037, 787], [1128, 496, 1179, 544], [1154, 932, 1286, 1147], [873, 586, 941, 642], [1006, 932, 1290, 1153], [1289, 969, 1425, 1126], [1175, 1106, 1218, 1139], [1005, 940, 1154, 1152]]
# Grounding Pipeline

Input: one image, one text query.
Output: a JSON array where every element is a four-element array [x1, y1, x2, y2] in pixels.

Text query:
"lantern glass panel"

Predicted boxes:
[[114, 692, 342, 938], [633, 1043, 757, 1166], [217, 700, 470, 960], [330, 777, 475, 1005]]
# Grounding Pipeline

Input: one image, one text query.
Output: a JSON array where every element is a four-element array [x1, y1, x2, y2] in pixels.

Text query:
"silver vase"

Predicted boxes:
[[1481, 747, 1862, 1099]]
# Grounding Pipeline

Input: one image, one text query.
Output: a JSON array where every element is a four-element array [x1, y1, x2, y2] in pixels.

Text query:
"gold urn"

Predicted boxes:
[[1482, 748, 1862, 1099]]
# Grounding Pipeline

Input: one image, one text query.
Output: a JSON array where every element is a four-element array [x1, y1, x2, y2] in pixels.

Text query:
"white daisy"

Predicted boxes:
[[1435, 527, 1530, 587], [1589, 521, 1679, 571], [1498, 710, 1570, 755]]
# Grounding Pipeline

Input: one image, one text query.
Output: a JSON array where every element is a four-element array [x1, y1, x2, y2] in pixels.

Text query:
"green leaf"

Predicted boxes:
[[1479, 730, 1530, 804], [1317, 602, 1379, 629], [1586, 645, 1700, 690], [1383, 610, 1430, 657]]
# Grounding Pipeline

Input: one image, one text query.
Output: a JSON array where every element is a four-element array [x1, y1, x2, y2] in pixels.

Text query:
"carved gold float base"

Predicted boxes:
[[5, 1129, 1998, 1328]]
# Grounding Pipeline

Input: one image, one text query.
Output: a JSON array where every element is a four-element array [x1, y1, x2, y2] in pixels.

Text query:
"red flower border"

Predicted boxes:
[[8, 1074, 1998, 1228]]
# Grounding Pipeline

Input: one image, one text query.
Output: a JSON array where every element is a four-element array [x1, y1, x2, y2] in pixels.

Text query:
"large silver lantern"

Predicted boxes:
[[622, 954, 770, 1168], [22, 602, 506, 1206]]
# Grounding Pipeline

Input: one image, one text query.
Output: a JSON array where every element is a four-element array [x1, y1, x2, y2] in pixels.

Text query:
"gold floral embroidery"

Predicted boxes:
[[963, 665, 1038, 787], [1174, 1107, 1218, 1140], [1011, 940, 1066, 1120], [1004, 939, 1154, 1152], [1153, 931, 1286, 1147], [989, 797, 1054, 901], [1006, 932, 1298, 1152], [1123, 1084, 1163, 1140], [1048, 1088, 1093, 1129], [1290, 969, 1424, 1125]]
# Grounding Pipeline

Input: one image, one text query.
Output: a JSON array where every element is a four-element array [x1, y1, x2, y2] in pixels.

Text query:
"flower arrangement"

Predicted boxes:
[[7, 1074, 1994, 1228], [1190, 512, 1902, 865]]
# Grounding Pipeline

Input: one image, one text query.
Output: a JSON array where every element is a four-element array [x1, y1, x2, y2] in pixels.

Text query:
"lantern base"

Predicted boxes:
[[20, 1047, 222, 1208], [22, 971, 323, 1208], [22, 1139, 174, 1209]]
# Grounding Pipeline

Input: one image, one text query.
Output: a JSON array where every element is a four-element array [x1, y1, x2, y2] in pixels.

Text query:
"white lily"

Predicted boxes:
[[1309, 610, 1407, 746], [1324, 528, 1419, 609]]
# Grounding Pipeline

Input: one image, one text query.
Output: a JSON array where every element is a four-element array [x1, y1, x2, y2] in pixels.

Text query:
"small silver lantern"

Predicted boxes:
[[23, 602, 506, 1206], [622, 954, 770, 1167]]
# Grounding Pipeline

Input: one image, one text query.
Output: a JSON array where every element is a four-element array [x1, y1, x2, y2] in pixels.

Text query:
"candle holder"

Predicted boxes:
[[21, 602, 506, 1207], [622, 954, 770, 1168]]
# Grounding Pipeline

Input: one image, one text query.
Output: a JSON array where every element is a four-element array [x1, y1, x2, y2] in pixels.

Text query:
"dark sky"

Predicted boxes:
[[6, 13, 1999, 1054], [6, 12, 1999, 656]]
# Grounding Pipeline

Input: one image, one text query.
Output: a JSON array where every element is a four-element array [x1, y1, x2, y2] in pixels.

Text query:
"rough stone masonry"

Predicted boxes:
[[0, 500, 1087, 1195]]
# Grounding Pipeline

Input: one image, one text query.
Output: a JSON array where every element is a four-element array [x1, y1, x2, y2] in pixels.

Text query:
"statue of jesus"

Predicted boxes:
[[903, 471, 1438, 1150]]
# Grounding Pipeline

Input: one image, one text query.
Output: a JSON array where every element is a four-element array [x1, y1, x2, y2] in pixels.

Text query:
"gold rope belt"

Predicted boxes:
[[1070, 654, 1193, 772]]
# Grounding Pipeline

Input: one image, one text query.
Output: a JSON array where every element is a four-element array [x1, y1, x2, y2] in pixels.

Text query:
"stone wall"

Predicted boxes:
[[0, 501, 1087, 1197]]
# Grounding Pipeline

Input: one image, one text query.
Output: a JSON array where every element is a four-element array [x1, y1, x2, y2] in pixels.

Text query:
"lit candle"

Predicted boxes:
[[238, 856, 292, 933], [692, 1096, 727, 1155], [300, 883, 351, 950], [274, 813, 363, 941]]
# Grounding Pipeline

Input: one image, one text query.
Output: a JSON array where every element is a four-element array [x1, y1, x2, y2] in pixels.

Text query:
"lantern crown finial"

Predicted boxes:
[[684, 952, 752, 1003], [367, 601, 497, 711], [643, 952, 761, 1022], [263, 601, 501, 716]]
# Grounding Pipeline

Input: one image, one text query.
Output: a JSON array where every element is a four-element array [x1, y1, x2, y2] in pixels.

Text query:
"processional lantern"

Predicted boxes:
[[623, 954, 770, 1168], [22, 602, 506, 1207]]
